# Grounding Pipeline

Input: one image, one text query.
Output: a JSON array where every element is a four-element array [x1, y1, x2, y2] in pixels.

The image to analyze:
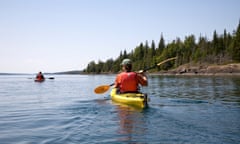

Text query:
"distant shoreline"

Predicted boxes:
[[1, 63, 240, 76], [0, 73, 30, 75], [1, 72, 239, 76]]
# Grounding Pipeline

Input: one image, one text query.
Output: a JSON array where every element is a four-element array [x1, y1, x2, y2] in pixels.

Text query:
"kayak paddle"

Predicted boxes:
[[94, 83, 114, 94], [142, 57, 177, 72], [28, 77, 55, 80], [48, 77, 55, 79], [94, 57, 177, 94]]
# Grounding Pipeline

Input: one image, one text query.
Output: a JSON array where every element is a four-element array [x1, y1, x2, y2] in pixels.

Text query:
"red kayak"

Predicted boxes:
[[34, 78, 45, 82]]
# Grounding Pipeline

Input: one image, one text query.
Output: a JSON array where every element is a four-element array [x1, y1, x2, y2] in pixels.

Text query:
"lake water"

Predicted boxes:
[[0, 74, 240, 144]]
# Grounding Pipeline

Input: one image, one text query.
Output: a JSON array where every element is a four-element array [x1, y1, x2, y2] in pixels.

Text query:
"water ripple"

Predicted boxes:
[[0, 75, 239, 143]]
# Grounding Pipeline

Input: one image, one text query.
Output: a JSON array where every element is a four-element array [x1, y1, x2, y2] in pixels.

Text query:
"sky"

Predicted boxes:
[[0, 0, 239, 73]]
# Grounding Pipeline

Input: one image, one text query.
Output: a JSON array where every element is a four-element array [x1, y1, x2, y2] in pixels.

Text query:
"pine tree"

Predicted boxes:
[[157, 34, 165, 55], [151, 40, 156, 56], [231, 20, 240, 61]]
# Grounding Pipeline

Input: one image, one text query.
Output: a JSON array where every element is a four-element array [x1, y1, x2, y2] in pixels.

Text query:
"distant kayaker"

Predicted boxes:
[[114, 59, 148, 93], [36, 71, 45, 80]]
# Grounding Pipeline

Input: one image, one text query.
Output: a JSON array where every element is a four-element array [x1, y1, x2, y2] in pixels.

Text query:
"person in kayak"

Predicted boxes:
[[114, 59, 148, 93], [36, 71, 45, 80]]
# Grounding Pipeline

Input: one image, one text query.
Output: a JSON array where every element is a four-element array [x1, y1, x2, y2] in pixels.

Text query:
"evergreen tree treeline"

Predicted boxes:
[[83, 21, 240, 73]]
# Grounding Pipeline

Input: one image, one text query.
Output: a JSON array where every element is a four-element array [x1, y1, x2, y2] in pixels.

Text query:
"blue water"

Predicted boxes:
[[0, 75, 239, 144]]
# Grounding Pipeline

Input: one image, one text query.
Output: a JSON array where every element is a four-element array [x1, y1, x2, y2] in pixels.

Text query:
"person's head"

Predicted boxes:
[[121, 59, 132, 72]]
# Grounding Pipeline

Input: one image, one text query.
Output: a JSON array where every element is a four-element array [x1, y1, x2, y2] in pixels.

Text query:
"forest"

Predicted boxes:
[[83, 21, 240, 74]]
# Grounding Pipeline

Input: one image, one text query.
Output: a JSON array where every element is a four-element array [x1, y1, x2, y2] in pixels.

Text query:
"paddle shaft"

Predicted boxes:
[[29, 77, 55, 79], [142, 57, 177, 72]]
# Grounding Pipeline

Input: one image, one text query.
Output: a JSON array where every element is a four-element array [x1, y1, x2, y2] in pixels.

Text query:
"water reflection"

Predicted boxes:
[[226, 77, 240, 104], [148, 75, 240, 105], [112, 103, 147, 143]]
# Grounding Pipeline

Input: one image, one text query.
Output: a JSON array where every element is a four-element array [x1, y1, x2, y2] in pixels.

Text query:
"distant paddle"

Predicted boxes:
[[48, 77, 55, 79], [94, 57, 177, 94], [28, 77, 55, 80]]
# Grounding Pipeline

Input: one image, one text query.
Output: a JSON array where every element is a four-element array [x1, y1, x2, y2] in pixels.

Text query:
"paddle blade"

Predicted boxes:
[[94, 85, 111, 94]]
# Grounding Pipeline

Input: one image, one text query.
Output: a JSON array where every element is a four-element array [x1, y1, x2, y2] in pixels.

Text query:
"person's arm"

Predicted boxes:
[[114, 74, 120, 88], [137, 72, 148, 86], [36, 74, 40, 79]]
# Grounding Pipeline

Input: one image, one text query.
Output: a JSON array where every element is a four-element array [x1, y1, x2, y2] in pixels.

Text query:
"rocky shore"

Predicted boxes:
[[151, 63, 240, 76]]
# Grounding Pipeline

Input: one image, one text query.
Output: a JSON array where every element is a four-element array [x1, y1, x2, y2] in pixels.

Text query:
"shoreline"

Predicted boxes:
[[149, 72, 240, 76], [149, 63, 240, 76], [1, 63, 240, 76]]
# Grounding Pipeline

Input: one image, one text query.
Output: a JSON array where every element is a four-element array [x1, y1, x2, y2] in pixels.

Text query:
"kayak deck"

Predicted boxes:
[[110, 88, 149, 108], [34, 79, 45, 82]]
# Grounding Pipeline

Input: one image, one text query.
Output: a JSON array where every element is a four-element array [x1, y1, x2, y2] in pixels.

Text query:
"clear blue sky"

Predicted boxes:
[[0, 0, 239, 73]]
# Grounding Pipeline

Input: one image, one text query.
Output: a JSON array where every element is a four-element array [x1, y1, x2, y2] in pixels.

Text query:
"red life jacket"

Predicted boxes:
[[117, 72, 138, 93], [36, 74, 44, 80]]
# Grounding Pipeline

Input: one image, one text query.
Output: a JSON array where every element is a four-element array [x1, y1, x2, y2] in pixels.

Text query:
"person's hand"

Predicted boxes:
[[137, 70, 147, 77], [138, 70, 144, 74]]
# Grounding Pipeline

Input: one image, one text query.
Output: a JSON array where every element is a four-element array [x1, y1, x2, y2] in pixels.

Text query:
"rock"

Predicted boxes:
[[170, 63, 240, 75]]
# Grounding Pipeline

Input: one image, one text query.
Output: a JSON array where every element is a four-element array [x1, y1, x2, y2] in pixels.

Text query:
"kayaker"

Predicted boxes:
[[36, 71, 45, 80], [114, 59, 148, 93]]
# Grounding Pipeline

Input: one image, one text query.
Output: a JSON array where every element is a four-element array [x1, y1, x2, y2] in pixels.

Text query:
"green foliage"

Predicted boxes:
[[83, 22, 240, 73], [230, 20, 240, 61]]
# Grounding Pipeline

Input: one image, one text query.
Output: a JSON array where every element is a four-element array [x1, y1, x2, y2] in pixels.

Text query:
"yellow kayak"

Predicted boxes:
[[110, 88, 149, 108]]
